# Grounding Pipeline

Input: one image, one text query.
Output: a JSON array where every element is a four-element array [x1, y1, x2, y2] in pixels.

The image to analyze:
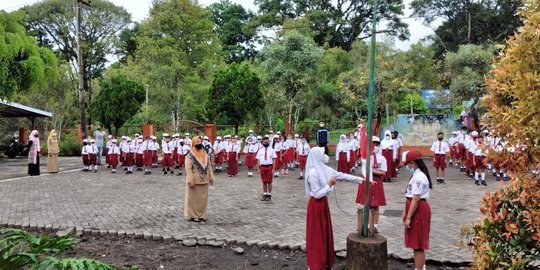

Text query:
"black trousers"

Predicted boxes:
[[319, 143, 329, 155]]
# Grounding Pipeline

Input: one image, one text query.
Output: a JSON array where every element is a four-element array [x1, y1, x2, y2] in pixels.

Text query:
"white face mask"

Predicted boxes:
[[323, 154, 330, 164], [320, 124, 324, 127], [373, 146, 380, 154]]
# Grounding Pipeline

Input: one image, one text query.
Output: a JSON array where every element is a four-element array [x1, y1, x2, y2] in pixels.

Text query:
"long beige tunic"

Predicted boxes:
[[184, 153, 214, 219], [47, 137, 60, 173]]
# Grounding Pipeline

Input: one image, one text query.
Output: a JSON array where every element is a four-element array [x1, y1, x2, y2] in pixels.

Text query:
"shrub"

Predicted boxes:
[[59, 133, 81, 156]]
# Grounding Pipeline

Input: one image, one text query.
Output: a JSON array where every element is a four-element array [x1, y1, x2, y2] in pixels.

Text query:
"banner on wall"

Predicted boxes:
[[388, 114, 456, 146]]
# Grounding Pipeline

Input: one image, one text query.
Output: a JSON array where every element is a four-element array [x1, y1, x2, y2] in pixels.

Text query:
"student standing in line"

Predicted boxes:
[[430, 132, 450, 184], [256, 136, 277, 201]]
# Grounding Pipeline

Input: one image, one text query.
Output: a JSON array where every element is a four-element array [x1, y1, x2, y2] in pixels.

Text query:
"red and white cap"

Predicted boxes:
[[471, 131, 479, 137], [400, 150, 422, 166]]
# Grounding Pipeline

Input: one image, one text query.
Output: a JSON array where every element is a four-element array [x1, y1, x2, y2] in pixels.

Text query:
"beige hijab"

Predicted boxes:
[[191, 136, 207, 167]]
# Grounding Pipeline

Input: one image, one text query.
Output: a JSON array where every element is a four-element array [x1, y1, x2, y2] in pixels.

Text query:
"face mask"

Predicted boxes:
[[52, 133, 57, 136], [320, 124, 324, 127], [180, 143, 184, 146], [438, 137, 443, 141], [195, 144, 203, 150], [34, 135, 39, 138], [373, 146, 380, 154], [385, 135, 390, 138], [263, 143, 270, 148], [392, 136, 396, 139], [301, 139, 306, 143], [323, 154, 330, 164], [405, 165, 415, 174]]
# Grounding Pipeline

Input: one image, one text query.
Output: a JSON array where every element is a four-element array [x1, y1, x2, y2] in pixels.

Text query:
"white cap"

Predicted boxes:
[[225, 134, 231, 138], [173, 133, 179, 137], [276, 131, 281, 135], [268, 130, 274, 134], [372, 136, 381, 143], [483, 130, 489, 133], [83, 139, 88, 143], [135, 133, 140, 137], [163, 133, 169, 137], [249, 130, 254, 133], [471, 131, 479, 137], [234, 135, 239, 138], [294, 134, 299, 138], [107, 135, 113, 139], [358, 124, 362, 128], [452, 131, 457, 135], [180, 139, 185, 143], [90, 139, 95, 143], [138, 139, 143, 143], [112, 139, 117, 143], [185, 133, 190, 136], [151, 136, 156, 139], [256, 136, 262, 140], [126, 137, 131, 141], [203, 136, 209, 140], [217, 136, 222, 140], [273, 134, 279, 139]]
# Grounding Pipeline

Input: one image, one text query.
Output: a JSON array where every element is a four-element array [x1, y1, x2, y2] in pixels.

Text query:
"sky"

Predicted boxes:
[[1, 0, 441, 51]]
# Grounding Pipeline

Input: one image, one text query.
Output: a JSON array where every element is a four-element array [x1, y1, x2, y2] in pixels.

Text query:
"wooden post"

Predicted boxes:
[[205, 123, 217, 144], [142, 124, 153, 138], [346, 233, 388, 270], [77, 124, 82, 143], [19, 128, 28, 144]]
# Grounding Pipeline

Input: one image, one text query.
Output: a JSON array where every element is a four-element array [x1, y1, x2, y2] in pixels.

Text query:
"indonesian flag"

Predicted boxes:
[[360, 125, 368, 159]]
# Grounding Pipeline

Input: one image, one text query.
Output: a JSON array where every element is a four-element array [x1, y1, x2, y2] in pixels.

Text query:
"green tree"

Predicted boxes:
[[207, 0, 258, 63], [261, 32, 323, 131], [0, 11, 58, 99], [398, 93, 428, 114], [117, 23, 141, 63], [208, 63, 262, 133], [254, 0, 409, 50], [411, 0, 522, 57], [130, 0, 223, 127], [90, 73, 145, 135], [444, 44, 494, 128]]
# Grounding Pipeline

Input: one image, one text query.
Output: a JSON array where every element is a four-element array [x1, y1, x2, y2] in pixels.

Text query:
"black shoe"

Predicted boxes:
[[298, 176, 303, 180], [475, 180, 480, 185], [124, 167, 128, 171], [137, 168, 143, 171], [82, 169, 88, 172], [107, 165, 111, 169], [275, 174, 279, 178], [177, 172, 182, 176], [261, 195, 267, 201], [112, 171, 116, 174], [189, 218, 200, 223], [289, 168, 295, 171], [503, 177, 509, 181], [170, 171, 174, 175], [175, 166, 180, 169], [441, 179, 445, 184], [164, 171, 167, 175], [148, 171, 151, 175], [436, 179, 441, 184], [266, 194, 272, 201], [493, 172, 497, 177], [94, 170, 97, 173], [481, 180, 487, 186], [125, 171, 130, 174], [496, 176, 501, 181], [144, 171, 148, 175], [128, 171, 133, 174], [214, 169, 219, 173], [162, 168, 166, 172]]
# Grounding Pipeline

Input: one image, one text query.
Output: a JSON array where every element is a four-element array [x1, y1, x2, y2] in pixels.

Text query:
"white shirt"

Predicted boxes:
[[361, 153, 387, 180], [213, 141, 225, 153], [348, 138, 359, 150], [136, 143, 145, 154], [284, 139, 295, 149], [128, 144, 137, 154], [161, 141, 174, 154], [244, 144, 259, 154], [106, 140, 113, 149], [153, 141, 160, 151], [81, 145, 89, 155], [474, 143, 487, 156], [380, 138, 398, 159], [466, 139, 478, 153], [458, 133, 469, 144], [406, 169, 430, 199], [141, 140, 156, 151], [121, 142, 131, 153], [448, 136, 459, 147], [336, 141, 350, 161], [226, 144, 241, 153], [307, 169, 363, 199], [177, 145, 191, 155], [87, 144, 98, 154], [184, 137, 192, 146], [272, 141, 283, 152], [107, 145, 120, 155], [296, 142, 310, 156], [256, 147, 277, 165], [430, 140, 450, 155]]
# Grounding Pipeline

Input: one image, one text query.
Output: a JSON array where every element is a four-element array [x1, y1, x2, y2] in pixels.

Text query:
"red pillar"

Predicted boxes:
[[19, 128, 27, 144], [205, 123, 216, 144], [77, 124, 82, 143], [143, 124, 154, 138]]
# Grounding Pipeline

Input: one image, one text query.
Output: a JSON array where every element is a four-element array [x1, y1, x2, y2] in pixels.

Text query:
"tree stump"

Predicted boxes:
[[346, 233, 387, 270]]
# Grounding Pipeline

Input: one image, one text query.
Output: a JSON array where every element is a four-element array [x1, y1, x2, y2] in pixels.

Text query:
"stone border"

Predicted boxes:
[[0, 219, 472, 266]]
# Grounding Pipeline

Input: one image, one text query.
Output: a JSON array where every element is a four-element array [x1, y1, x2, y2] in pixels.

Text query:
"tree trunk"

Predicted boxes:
[[287, 101, 294, 136]]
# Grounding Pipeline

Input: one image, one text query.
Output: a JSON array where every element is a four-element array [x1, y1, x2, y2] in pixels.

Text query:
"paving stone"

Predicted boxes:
[[336, 251, 347, 258], [56, 227, 76, 237], [162, 235, 172, 241], [246, 240, 259, 247], [206, 240, 225, 247], [152, 234, 162, 241], [232, 247, 244, 255], [197, 239, 206, 246], [182, 239, 197, 247], [99, 230, 108, 236], [143, 232, 152, 240]]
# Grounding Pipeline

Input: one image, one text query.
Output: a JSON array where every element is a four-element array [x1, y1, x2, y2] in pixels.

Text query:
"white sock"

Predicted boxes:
[[475, 172, 479, 180], [374, 224, 378, 228], [481, 172, 485, 180], [300, 172, 303, 176]]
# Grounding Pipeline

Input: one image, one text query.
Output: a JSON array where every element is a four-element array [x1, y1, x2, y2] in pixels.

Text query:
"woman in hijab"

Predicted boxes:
[[305, 147, 369, 270], [336, 134, 351, 173], [184, 136, 215, 222], [47, 129, 60, 173], [28, 130, 41, 176]]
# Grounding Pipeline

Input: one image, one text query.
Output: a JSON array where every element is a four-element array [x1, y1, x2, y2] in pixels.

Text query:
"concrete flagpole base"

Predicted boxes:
[[346, 233, 388, 270]]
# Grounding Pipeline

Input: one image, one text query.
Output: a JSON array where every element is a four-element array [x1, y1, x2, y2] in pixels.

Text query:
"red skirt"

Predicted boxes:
[[88, 154, 97, 165], [260, 165, 273, 183], [214, 151, 224, 164], [82, 154, 89, 166], [356, 176, 386, 206], [337, 152, 349, 173], [120, 151, 125, 163], [152, 150, 158, 163], [298, 155, 307, 170], [349, 150, 357, 169], [474, 156, 486, 170], [172, 148, 178, 164], [450, 146, 458, 158], [109, 154, 119, 168], [162, 153, 173, 168], [178, 155, 187, 167], [136, 153, 144, 167], [433, 155, 446, 169], [381, 149, 394, 178], [245, 153, 256, 168], [273, 151, 282, 169], [466, 152, 474, 172], [404, 199, 431, 250], [105, 148, 110, 164], [124, 153, 134, 167], [283, 148, 294, 163], [458, 144, 467, 159], [227, 152, 238, 175], [143, 151, 153, 166], [306, 196, 335, 270]]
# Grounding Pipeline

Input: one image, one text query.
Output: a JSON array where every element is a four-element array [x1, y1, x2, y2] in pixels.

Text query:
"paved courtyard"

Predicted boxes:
[[0, 156, 507, 263]]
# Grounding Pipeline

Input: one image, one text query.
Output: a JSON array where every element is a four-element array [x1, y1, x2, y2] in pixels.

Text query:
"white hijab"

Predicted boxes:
[[304, 147, 335, 196]]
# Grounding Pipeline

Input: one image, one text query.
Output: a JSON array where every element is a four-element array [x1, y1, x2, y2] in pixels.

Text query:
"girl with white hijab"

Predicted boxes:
[[28, 130, 41, 176], [304, 147, 367, 270]]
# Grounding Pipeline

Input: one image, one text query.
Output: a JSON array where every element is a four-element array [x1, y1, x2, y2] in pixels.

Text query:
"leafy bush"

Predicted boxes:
[[58, 133, 80, 156], [460, 2, 540, 269], [0, 228, 138, 270]]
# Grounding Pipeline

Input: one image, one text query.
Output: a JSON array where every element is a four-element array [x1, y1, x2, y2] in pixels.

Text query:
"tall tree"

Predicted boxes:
[[0, 11, 58, 99], [207, 0, 258, 63], [261, 32, 323, 131], [208, 63, 262, 133], [411, 0, 521, 56], [130, 0, 223, 127], [22, 0, 131, 125], [90, 73, 145, 135], [254, 0, 409, 50]]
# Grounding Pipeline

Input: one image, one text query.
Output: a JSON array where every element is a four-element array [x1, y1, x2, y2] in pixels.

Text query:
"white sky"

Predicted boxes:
[[0, 0, 441, 51]]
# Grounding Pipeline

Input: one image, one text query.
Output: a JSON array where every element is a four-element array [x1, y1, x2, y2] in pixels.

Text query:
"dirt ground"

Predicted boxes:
[[64, 235, 466, 270]]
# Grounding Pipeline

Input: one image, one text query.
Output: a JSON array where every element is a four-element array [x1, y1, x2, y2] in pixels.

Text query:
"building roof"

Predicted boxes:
[[0, 100, 53, 118]]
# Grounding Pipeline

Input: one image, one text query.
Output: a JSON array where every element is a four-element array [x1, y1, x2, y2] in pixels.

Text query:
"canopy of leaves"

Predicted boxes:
[[208, 63, 262, 131], [461, 1, 540, 268], [254, 0, 409, 50], [0, 11, 58, 99], [398, 93, 428, 114], [90, 73, 145, 135], [207, 0, 258, 63]]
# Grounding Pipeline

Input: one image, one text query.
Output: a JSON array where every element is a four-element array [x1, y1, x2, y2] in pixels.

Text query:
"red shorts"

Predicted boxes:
[[404, 199, 431, 250], [82, 155, 89, 166], [474, 156, 486, 170], [152, 150, 158, 163], [88, 154, 97, 165], [105, 148, 110, 164], [245, 153, 256, 168], [144, 151, 153, 166], [178, 155, 187, 167], [298, 155, 307, 170], [124, 153, 134, 167], [109, 154, 119, 168], [162, 153, 173, 168], [136, 153, 144, 167], [433, 155, 446, 169], [458, 144, 467, 159], [172, 149, 178, 164], [260, 165, 273, 183], [214, 151, 224, 164]]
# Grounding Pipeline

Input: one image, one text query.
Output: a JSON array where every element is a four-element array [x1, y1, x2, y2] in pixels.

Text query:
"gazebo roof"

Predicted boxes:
[[0, 100, 53, 118]]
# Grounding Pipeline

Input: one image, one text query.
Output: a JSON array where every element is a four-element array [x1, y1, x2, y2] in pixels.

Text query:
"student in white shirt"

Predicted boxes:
[[284, 134, 296, 172], [141, 136, 155, 175], [457, 126, 470, 171], [106, 135, 113, 169], [448, 131, 459, 167], [213, 137, 225, 172], [88, 139, 98, 172], [135, 139, 145, 172], [177, 139, 191, 176], [348, 131, 359, 172], [123, 138, 136, 174], [107, 139, 120, 173], [380, 130, 397, 182], [243, 137, 259, 177], [152, 136, 160, 168], [336, 134, 350, 173], [430, 132, 450, 184], [256, 136, 277, 201], [81, 139, 90, 172], [296, 134, 310, 180], [161, 134, 175, 175], [226, 137, 241, 177], [465, 131, 479, 179], [473, 135, 488, 186], [294, 133, 301, 168], [271, 135, 283, 177]]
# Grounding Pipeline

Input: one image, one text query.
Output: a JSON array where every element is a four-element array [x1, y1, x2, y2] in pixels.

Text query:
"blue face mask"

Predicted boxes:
[[405, 166, 415, 174]]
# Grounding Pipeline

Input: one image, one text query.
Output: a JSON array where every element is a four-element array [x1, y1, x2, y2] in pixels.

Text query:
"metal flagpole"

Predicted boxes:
[[362, 0, 379, 238]]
